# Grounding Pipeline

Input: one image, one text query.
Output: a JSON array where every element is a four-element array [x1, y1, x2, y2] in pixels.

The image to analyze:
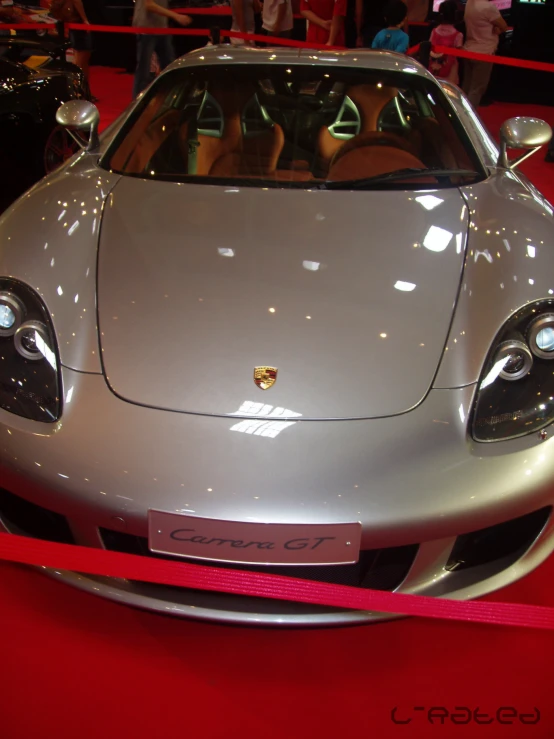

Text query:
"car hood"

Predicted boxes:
[[98, 178, 468, 419]]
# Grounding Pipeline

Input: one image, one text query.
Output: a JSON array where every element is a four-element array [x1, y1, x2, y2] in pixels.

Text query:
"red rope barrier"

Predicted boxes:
[[3, 20, 552, 74], [1, 532, 554, 629], [434, 44, 554, 75], [170, 6, 431, 24], [64, 22, 346, 49], [0, 22, 55, 30], [171, 5, 304, 19]]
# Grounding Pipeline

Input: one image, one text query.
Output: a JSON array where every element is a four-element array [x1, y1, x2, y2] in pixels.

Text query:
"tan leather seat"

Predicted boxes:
[[210, 125, 285, 176], [186, 85, 285, 177], [317, 84, 399, 172]]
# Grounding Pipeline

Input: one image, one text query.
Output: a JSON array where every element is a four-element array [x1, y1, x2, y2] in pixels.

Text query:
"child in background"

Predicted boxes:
[[429, 0, 463, 83], [371, 0, 409, 53]]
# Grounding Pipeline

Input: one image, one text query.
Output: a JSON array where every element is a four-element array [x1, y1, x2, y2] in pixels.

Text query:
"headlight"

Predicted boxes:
[[0, 292, 25, 337], [472, 301, 554, 442], [0, 279, 60, 422], [528, 313, 554, 359], [494, 339, 533, 381]]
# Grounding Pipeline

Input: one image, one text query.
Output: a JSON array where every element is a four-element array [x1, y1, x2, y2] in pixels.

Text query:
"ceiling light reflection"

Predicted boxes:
[[423, 225, 452, 252], [303, 260, 320, 271], [394, 280, 416, 292], [415, 194, 443, 211], [229, 401, 302, 439]]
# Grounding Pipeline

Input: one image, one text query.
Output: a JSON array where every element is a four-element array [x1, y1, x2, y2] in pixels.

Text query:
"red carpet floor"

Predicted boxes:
[[2, 67, 554, 739]]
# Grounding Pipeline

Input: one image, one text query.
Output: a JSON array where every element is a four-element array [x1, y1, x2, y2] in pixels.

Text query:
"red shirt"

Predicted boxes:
[[301, 0, 347, 45]]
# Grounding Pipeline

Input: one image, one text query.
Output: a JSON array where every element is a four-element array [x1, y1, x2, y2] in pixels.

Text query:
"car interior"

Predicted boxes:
[[107, 66, 477, 185]]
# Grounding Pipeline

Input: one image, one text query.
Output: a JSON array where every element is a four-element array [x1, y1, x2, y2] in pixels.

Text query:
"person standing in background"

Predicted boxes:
[[230, 0, 260, 45], [132, 0, 192, 97], [355, 0, 387, 47], [50, 0, 94, 93], [262, 0, 294, 38], [67, 0, 92, 88], [300, 0, 347, 46], [462, 0, 507, 107]]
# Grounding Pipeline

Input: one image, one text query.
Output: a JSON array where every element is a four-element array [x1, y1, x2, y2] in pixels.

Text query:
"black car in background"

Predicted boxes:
[[0, 35, 89, 211]]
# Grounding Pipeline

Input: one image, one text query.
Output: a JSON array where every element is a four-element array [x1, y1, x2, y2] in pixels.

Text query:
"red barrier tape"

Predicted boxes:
[[171, 6, 431, 25], [5, 21, 553, 74], [434, 44, 554, 75], [0, 22, 54, 30], [1, 532, 553, 630], [172, 6, 305, 20], [64, 22, 346, 49]]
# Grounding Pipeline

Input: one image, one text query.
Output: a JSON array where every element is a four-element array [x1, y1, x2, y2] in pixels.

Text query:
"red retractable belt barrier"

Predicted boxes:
[[433, 44, 554, 75], [64, 23, 347, 50], [5, 21, 553, 74], [1, 532, 554, 630], [0, 23, 55, 30]]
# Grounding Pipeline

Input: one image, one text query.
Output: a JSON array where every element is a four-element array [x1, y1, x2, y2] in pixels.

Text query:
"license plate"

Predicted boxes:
[[148, 510, 362, 565]]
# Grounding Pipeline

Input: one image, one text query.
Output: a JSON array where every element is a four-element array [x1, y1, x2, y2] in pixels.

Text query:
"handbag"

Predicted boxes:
[[50, 0, 80, 23]]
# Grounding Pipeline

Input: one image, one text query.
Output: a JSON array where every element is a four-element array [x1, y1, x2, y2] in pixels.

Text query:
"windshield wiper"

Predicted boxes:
[[321, 168, 482, 190]]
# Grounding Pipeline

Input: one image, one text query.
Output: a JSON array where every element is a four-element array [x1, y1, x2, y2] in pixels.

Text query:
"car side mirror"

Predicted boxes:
[[55, 100, 100, 152], [498, 116, 551, 170]]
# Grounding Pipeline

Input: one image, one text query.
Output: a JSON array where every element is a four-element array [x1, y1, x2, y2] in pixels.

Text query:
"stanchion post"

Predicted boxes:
[[210, 25, 221, 45], [55, 20, 65, 45], [418, 40, 431, 70]]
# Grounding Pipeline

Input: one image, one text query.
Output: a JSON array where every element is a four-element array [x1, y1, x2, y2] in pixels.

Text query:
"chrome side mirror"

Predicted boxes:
[[498, 116, 552, 170], [55, 100, 100, 152]]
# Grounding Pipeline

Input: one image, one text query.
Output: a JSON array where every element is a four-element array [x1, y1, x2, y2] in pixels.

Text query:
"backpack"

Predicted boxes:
[[429, 27, 460, 79], [50, 0, 79, 23]]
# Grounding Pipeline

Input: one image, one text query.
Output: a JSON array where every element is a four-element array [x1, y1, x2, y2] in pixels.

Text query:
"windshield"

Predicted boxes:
[[104, 63, 484, 189]]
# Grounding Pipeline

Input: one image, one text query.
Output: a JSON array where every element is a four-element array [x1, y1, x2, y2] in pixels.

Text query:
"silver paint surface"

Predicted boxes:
[[434, 170, 554, 387], [0, 157, 119, 373], [98, 179, 467, 418]]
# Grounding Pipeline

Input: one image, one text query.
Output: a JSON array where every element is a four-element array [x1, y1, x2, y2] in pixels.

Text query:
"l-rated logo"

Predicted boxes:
[[390, 706, 540, 725]]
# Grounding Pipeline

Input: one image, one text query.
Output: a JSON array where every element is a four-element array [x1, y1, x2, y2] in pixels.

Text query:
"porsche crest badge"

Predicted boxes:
[[254, 366, 278, 390]]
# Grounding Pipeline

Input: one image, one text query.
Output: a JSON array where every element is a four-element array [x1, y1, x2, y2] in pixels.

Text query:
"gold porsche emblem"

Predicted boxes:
[[254, 366, 278, 390]]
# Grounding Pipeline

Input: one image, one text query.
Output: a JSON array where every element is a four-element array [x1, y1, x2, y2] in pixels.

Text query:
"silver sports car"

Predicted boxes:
[[0, 46, 553, 625]]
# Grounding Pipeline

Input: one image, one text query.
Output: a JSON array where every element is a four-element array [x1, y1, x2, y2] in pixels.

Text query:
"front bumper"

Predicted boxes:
[[0, 367, 553, 625]]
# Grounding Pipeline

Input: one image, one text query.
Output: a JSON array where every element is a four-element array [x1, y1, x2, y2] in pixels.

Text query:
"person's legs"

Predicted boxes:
[[155, 35, 176, 71], [463, 60, 493, 108], [73, 50, 92, 81], [133, 35, 157, 98], [461, 59, 474, 98], [69, 30, 93, 90]]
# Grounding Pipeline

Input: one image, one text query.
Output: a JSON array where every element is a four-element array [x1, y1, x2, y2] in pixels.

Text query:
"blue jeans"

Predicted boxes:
[[133, 34, 175, 98]]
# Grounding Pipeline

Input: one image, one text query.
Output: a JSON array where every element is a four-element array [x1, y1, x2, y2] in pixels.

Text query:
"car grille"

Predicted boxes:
[[445, 507, 551, 572], [99, 528, 419, 591], [0, 485, 550, 595], [0, 487, 74, 544]]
